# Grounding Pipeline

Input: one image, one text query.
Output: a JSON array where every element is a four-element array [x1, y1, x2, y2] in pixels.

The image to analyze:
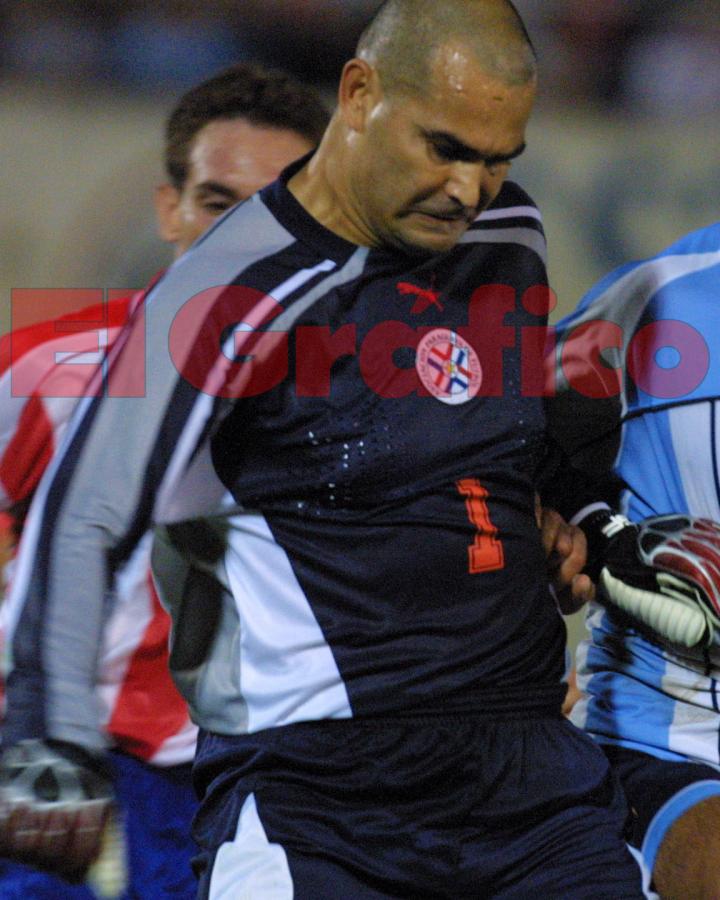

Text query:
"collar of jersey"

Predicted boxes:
[[261, 153, 366, 265]]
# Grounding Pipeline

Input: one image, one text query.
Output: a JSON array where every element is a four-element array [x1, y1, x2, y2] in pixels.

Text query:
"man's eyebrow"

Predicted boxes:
[[421, 129, 526, 166], [194, 181, 240, 200]]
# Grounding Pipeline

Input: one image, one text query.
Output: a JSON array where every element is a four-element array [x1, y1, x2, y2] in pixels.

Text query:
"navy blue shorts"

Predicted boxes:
[[192, 715, 648, 898], [603, 744, 720, 874]]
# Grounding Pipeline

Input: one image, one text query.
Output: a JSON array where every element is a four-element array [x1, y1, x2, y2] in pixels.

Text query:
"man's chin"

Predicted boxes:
[[396, 231, 464, 257], [388, 221, 469, 257]]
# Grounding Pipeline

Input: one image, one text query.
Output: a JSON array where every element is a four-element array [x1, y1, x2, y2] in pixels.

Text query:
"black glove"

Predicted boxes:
[[0, 738, 113, 882], [582, 510, 720, 649]]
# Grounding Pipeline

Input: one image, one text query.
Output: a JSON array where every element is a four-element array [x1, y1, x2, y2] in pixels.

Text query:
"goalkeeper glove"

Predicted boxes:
[[0, 738, 113, 882], [582, 511, 720, 649]]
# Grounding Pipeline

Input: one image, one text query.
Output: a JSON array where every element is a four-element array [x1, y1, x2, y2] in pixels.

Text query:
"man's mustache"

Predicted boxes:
[[404, 192, 491, 223]]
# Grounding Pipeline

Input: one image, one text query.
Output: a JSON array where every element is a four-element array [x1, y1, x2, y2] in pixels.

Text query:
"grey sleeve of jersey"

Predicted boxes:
[[5, 200, 296, 751]]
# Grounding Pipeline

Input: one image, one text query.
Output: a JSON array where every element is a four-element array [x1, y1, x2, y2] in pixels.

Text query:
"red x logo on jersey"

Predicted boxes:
[[396, 281, 444, 314]]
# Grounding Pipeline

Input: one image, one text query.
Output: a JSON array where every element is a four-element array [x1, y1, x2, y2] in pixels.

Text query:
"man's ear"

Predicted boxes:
[[338, 58, 380, 132], [154, 183, 182, 243]]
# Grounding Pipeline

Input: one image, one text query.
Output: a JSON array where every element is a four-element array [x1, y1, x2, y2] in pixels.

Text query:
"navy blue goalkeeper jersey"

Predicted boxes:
[[5, 161, 565, 749]]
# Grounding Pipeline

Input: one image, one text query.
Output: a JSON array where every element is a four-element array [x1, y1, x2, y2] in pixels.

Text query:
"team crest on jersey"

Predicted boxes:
[[416, 329, 482, 405]]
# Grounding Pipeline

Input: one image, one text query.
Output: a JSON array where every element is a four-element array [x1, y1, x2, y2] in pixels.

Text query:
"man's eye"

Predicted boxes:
[[430, 143, 455, 162], [203, 201, 232, 214]]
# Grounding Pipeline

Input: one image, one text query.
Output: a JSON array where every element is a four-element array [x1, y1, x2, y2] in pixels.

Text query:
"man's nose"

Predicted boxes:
[[444, 161, 497, 212]]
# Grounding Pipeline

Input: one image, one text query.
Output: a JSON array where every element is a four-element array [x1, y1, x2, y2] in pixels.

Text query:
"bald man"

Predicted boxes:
[[0, 3, 647, 897]]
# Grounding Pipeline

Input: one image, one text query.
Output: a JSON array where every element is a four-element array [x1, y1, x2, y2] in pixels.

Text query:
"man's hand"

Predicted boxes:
[[589, 513, 720, 649], [540, 506, 595, 614], [0, 739, 113, 882]]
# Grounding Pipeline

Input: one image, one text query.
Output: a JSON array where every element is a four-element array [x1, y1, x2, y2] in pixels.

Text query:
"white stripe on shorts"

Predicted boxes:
[[626, 843, 659, 900], [209, 793, 293, 899]]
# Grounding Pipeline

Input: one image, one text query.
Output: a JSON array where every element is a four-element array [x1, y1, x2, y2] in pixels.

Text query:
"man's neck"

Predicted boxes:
[[287, 134, 374, 248]]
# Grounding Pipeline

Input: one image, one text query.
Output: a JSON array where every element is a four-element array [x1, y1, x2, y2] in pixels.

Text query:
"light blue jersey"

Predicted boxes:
[[550, 223, 720, 765]]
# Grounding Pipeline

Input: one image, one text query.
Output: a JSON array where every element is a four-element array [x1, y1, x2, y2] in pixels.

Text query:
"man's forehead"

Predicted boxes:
[[430, 41, 483, 96], [187, 119, 312, 184], [189, 119, 270, 161], [190, 119, 311, 163], [403, 82, 533, 154]]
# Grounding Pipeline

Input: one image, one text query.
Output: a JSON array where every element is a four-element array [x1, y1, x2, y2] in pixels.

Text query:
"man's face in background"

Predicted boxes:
[[155, 117, 315, 255]]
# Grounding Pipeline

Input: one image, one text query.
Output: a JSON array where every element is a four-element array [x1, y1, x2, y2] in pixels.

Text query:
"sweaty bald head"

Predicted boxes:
[[357, 0, 536, 95]]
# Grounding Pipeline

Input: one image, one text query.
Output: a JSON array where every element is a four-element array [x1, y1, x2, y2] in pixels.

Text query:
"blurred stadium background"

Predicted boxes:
[[2, 0, 719, 644], [3, 0, 720, 328]]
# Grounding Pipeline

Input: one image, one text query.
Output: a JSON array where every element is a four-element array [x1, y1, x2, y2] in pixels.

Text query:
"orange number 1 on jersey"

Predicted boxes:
[[456, 478, 505, 574]]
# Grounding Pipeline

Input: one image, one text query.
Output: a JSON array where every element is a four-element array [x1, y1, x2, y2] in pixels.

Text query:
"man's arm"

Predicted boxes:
[[2, 187, 292, 746], [2, 266, 226, 750], [0, 247, 245, 880]]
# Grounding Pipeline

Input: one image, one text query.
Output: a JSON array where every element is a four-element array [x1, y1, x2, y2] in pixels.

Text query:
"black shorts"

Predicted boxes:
[[192, 715, 647, 898], [604, 744, 720, 873]]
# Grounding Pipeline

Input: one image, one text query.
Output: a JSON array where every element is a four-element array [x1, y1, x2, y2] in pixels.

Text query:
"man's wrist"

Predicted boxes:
[[574, 506, 633, 582]]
